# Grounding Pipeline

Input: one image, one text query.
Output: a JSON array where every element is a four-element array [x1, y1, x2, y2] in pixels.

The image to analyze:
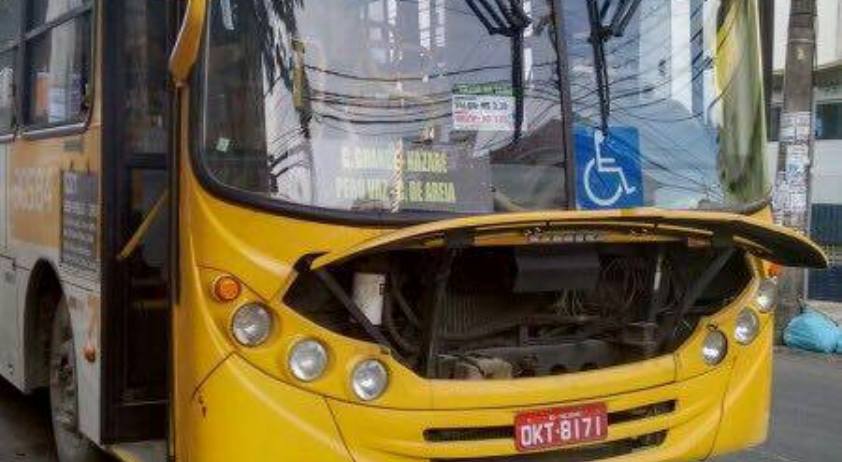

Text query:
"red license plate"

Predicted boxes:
[[514, 403, 608, 452]]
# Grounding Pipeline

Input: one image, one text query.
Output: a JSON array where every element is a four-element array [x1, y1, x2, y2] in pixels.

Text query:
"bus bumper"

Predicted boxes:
[[189, 323, 773, 462], [188, 354, 353, 462], [709, 317, 774, 457]]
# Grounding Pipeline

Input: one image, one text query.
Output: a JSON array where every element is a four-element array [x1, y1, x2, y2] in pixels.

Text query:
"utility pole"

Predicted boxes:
[[773, 0, 817, 339]]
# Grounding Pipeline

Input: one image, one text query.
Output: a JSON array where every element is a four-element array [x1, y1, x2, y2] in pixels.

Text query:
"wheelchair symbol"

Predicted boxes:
[[583, 129, 638, 207]]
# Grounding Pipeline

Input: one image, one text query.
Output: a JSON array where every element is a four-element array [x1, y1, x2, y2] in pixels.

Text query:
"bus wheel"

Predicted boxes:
[[49, 298, 106, 462]]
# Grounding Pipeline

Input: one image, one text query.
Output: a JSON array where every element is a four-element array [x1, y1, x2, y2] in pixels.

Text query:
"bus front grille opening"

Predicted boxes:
[[284, 242, 751, 379], [423, 400, 676, 442], [430, 431, 667, 461]]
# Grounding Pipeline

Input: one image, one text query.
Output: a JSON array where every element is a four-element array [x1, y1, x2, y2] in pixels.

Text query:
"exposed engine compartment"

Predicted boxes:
[[285, 242, 751, 379]]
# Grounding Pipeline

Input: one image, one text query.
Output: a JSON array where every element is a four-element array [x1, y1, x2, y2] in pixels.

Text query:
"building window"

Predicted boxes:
[[24, 0, 92, 127], [815, 102, 842, 140], [827, 245, 842, 267], [0, 0, 21, 133], [768, 104, 781, 142]]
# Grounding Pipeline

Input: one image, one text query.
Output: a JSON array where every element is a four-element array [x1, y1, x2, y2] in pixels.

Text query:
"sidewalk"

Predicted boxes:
[[806, 300, 842, 325]]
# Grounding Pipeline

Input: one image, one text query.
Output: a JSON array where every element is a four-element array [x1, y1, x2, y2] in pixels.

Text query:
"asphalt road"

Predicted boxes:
[[0, 350, 839, 462], [712, 350, 842, 462], [0, 384, 54, 462]]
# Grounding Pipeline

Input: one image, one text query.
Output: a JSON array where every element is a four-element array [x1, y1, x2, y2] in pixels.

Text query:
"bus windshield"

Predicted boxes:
[[198, 0, 768, 218]]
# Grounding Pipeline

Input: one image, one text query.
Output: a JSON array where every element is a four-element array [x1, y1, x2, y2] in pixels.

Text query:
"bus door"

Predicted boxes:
[[101, 1, 176, 444]]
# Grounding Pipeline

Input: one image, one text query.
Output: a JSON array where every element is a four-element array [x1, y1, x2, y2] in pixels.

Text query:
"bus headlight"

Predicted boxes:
[[231, 303, 273, 347], [702, 329, 728, 365], [755, 278, 778, 313], [351, 359, 388, 401], [289, 339, 328, 382], [734, 309, 760, 345]]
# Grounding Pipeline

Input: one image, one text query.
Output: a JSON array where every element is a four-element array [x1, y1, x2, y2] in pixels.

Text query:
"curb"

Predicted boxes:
[[774, 346, 842, 363]]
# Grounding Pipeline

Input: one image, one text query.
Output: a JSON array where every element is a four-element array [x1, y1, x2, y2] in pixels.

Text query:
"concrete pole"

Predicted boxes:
[[773, 0, 817, 340]]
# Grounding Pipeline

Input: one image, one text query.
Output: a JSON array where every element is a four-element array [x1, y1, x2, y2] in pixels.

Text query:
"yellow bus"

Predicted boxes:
[[0, 0, 828, 461]]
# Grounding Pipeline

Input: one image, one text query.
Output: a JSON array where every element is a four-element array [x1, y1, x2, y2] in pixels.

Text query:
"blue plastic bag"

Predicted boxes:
[[784, 309, 840, 354], [837, 333, 842, 354]]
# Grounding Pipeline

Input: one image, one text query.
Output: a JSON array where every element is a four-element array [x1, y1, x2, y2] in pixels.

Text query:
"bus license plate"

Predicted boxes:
[[514, 403, 608, 452]]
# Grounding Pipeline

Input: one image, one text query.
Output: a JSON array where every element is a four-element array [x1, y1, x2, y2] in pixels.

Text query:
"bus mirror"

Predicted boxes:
[[170, 0, 207, 83]]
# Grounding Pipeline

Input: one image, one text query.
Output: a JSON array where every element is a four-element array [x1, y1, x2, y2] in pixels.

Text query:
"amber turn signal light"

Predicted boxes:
[[212, 275, 242, 302]]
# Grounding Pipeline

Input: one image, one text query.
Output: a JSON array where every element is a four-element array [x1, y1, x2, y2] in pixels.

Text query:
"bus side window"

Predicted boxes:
[[23, 0, 92, 127], [0, 54, 14, 133], [0, 0, 21, 134]]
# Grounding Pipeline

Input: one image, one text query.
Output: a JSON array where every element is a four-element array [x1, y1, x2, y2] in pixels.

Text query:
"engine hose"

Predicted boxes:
[[389, 276, 422, 328], [440, 314, 602, 341], [382, 286, 420, 354]]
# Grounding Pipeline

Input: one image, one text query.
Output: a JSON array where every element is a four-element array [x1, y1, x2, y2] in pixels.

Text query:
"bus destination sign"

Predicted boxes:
[[315, 142, 493, 214]]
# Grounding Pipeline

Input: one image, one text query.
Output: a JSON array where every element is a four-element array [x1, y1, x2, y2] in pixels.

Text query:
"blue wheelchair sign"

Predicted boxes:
[[574, 126, 643, 210]]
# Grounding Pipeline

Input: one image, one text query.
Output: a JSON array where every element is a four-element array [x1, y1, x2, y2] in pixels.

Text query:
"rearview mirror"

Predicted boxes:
[[170, 0, 207, 83]]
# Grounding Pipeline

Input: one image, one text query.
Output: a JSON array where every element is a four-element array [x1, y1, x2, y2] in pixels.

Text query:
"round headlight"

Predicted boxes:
[[755, 279, 778, 313], [351, 359, 389, 401], [702, 329, 728, 366], [231, 303, 273, 347], [289, 340, 328, 382], [734, 309, 760, 345]]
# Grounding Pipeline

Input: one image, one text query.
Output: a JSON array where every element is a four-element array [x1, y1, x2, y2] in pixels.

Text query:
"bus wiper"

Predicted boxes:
[[465, 0, 532, 37], [466, 0, 532, 141], [586, 0, 642, 132]]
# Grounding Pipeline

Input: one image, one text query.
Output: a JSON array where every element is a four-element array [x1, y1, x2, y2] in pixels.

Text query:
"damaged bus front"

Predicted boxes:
[[164, 0, 827, 461]]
